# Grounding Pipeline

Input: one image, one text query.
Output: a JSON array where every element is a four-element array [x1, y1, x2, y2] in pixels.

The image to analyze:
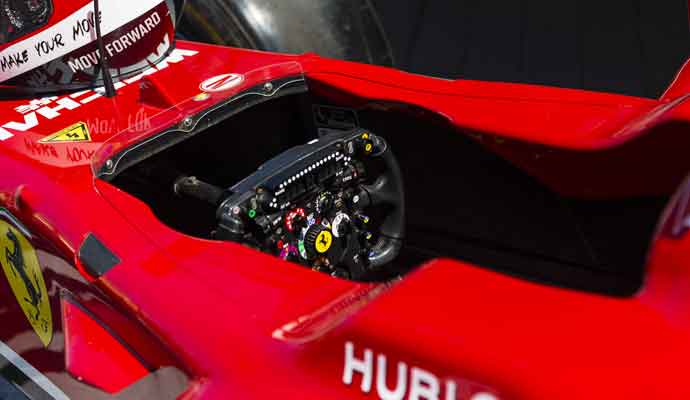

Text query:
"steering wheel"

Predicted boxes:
[[176, 128, 405, 279]]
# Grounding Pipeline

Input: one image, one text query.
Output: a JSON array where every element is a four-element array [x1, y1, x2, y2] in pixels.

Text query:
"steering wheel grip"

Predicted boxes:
[[362, 141, 405, 267]]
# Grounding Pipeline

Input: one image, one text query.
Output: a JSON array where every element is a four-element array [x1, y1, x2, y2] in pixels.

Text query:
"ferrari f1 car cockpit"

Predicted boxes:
[[5, 1, 690, 399], [0, 0, 672, 296], [96, 62, 681, 296], [98, 71, 410, 282]]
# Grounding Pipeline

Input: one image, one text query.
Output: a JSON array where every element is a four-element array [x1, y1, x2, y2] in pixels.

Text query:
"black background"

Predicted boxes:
[[374, 0, 690, 98]]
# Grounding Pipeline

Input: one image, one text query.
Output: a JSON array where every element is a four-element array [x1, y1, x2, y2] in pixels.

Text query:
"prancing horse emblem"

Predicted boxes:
[[6, 230, 43, 321], [0, 220, 53, 346]]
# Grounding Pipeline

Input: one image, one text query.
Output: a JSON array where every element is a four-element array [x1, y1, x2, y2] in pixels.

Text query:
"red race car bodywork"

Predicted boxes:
[[1, 4, 690, 400]]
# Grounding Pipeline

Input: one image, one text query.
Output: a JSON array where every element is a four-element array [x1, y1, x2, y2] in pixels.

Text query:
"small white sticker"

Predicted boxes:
[[199, 73, 244, 93], [332, 213, 350, 238]]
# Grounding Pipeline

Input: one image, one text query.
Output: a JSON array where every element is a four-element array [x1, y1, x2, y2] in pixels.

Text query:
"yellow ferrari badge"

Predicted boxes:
[[0, 221, 53, 347], [39, 122, 91, 144], [315, 230, 333, 253]]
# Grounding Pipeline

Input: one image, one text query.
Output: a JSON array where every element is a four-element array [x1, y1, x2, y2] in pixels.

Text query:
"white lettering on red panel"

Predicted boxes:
[[0, 48, 198, 141], [343, 342, 498, 400]]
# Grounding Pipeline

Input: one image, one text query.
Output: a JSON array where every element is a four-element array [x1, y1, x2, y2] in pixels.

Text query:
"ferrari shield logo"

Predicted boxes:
[[0, 221, 53, 347], [315, 230, 333, 253], [39, 122, 91, 144]]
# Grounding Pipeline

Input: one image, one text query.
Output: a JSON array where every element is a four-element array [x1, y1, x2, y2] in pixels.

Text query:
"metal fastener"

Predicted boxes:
[[182, 117, 194, 128], [105, 159, 114, 170], [263, 82, 274, 93]]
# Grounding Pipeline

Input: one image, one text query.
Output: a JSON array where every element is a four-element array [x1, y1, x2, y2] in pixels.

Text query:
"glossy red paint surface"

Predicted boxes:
[[0, 36, 688, 400], [62, 297, 148, 393], [304, 65, 690, 199]]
